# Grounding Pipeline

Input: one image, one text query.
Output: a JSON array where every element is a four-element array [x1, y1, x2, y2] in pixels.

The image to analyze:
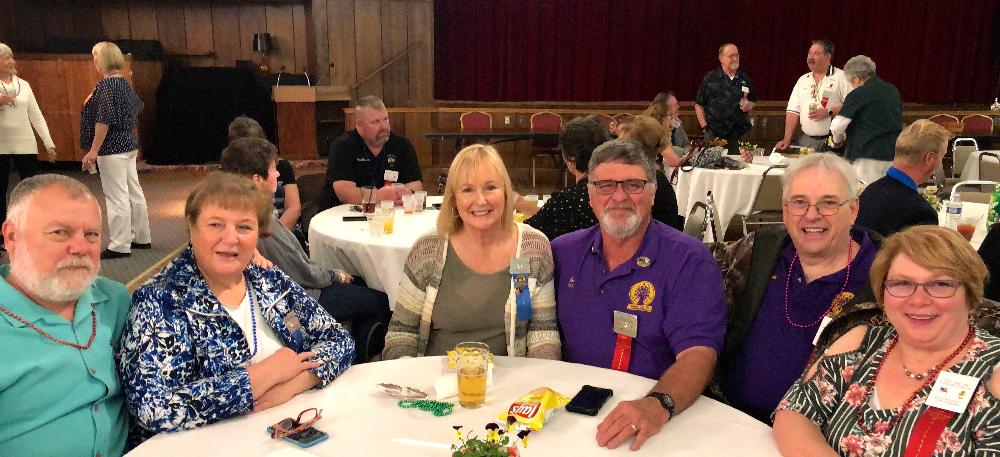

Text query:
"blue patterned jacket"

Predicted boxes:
[[117, 246, 354, 440]]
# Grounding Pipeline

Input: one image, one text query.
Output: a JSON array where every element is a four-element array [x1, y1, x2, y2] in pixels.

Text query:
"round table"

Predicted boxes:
[[128, 357, 779, 456], [674, 161, 791, 237], [308, 197, 443, 308]]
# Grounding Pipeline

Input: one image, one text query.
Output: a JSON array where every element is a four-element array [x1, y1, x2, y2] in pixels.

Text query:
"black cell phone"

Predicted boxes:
[[342, 216, 367, 222], [566, 385, 613, 416]]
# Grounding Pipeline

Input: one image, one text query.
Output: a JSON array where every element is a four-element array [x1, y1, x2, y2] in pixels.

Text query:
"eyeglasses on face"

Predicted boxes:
[[884, 279, 963, 299], [269, 407, 323, 439], [783, 198, 850, 216], [590, 179, 649, 195]]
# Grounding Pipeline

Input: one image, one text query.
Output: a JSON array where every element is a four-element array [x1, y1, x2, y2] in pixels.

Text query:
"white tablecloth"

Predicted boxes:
[[308, 197, 443, 308], [128, 357, 779, 456], [674, 161, 789, 236], [959, 150, 1000, 181], [938, 201, 989, 250]]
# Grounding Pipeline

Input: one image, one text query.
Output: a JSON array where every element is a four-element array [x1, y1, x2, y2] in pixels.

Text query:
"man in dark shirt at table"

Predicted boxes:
[[856, 119, 949, 238], [695, 43, 756, 155], [320, 95, 423, 210]]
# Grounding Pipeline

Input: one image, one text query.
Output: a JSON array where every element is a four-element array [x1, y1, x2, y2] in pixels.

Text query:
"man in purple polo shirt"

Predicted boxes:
[[716, 153, 881, 424], [553, 139, 726, 451]]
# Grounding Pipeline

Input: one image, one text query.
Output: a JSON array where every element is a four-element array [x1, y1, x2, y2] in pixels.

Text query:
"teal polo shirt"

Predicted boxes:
[[0, 266, 131, 457]]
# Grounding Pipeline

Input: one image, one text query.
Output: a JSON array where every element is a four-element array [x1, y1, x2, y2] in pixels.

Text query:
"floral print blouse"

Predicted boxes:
[[118, 246, 355, 444], [778, 326, 1000, 456]]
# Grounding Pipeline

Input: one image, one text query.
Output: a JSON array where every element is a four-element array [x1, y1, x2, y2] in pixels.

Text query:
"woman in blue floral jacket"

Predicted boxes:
[[118, 172, 354, 443]]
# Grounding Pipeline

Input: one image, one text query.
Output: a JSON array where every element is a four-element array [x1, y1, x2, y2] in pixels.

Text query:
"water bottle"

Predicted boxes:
[[945, 192, 963, 229]]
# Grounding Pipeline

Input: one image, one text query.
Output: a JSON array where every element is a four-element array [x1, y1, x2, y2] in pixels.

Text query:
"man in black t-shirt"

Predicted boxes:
[[320, 96, 423, 209], [695, 43, 756, 155], [857, 120, 949, 238]]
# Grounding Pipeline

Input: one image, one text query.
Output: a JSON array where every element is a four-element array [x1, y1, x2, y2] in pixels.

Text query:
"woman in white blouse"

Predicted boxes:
[[0, 42, 56, 248]]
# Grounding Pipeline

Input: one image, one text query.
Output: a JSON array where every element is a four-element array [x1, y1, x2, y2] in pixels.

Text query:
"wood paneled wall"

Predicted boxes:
[[311, 0, 433, 106], [0, 0, 310, 72], [0, 0, 434, 107]]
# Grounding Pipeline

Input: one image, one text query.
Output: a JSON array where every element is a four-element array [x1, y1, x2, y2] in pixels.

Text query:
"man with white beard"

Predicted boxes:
[[0, 174, 130, 457], [552, 139, 726, 451]]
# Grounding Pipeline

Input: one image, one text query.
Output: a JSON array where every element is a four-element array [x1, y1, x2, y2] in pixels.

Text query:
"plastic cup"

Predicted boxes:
[[957, 216, 977, 241], [402, 193, 415, 214], [413, 191, 427, 213], [455, 342, 490, 408], [380, 201, 395, 234], [360, 186, 377, 214], [366, 214, 383, 237]]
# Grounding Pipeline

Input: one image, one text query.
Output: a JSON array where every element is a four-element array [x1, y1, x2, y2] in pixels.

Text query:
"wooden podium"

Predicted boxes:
[[272, 85, 351, 160]]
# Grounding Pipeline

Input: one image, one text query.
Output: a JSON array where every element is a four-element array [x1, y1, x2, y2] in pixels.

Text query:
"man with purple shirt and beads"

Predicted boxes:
[[553, 139, 727, 451], [715, 153, 882, 424]]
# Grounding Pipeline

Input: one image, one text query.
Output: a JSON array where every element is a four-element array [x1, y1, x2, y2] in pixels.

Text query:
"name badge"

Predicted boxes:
[[384, 170, 399, 182], [741, 86, 749, 94], [812, 315, 834, 346], [613, 311, 638, 338], [510, 258, 532, 321], [926, 372, 980, 413]]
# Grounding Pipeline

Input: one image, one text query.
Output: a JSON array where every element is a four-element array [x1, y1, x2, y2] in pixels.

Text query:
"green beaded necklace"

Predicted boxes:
[[398, 399, 454, 416]]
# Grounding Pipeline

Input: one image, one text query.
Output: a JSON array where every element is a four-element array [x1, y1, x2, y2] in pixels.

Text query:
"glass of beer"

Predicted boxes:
[[455, 342, 489, 408]]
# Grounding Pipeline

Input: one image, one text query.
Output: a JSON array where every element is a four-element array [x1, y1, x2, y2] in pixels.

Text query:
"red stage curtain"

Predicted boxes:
[[434, 0, 1000, 104]]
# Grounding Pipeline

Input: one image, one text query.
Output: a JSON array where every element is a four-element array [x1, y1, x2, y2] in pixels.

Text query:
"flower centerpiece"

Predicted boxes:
[[922, 185, 941, 211], [452, 416, 532, 457]]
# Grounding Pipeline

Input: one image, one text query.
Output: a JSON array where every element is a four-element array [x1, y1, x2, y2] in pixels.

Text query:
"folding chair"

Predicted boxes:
[[951, 180, 998, 204], [683, 191, 724, 243], [529, 112, 564, 187], [951, 138, 979, 179], [684, 202, 709, 240], [979, 152, 1000, 183], [738, 166, 787, 235]]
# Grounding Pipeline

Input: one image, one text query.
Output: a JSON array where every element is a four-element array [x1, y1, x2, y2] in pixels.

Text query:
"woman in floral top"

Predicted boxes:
[[774, 225, 1000, 456]]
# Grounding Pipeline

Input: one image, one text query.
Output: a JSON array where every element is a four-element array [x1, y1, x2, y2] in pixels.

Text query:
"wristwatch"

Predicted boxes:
[[645, 392, 676, 417]]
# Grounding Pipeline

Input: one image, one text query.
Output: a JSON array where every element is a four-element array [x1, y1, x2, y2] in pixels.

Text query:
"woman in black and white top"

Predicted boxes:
[[0, 42, 57, 248], [80, 41, 151, 260]]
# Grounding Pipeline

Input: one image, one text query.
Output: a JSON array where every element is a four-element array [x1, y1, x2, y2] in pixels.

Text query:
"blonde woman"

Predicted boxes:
[[383, 144, 561, 359], [80, 41, 150, 259], [0, 43, 56, 248]]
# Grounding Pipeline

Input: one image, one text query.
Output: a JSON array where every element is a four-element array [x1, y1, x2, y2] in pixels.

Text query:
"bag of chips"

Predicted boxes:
[[498, 387, 570, 430]]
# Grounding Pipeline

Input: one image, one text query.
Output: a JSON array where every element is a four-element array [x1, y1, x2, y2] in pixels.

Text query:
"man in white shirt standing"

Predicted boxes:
[[775, 40, 853, 151]]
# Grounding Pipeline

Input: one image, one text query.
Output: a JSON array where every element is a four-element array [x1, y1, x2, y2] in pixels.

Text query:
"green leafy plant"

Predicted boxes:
[[451, 416, 531, 457]]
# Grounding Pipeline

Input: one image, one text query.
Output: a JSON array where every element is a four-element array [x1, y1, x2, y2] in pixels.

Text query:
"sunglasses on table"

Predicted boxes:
[[269, 407, 323, 440]]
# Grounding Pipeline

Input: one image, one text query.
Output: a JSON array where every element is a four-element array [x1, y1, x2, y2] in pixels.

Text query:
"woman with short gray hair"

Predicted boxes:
[[830, 54, 903, 185], [0, 42, 57, 249]]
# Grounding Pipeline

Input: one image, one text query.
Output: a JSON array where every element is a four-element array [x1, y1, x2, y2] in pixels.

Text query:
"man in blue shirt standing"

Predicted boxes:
[[0, 174, 131, 456], [856, 119, 949, 238], [553, 139, 726, 451]]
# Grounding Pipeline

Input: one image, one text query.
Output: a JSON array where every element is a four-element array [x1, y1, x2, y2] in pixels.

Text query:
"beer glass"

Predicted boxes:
[[455, 342, 489, 408]]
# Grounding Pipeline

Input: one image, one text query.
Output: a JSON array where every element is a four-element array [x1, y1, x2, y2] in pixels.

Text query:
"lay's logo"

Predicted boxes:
[[508, 401, 540, 418]]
